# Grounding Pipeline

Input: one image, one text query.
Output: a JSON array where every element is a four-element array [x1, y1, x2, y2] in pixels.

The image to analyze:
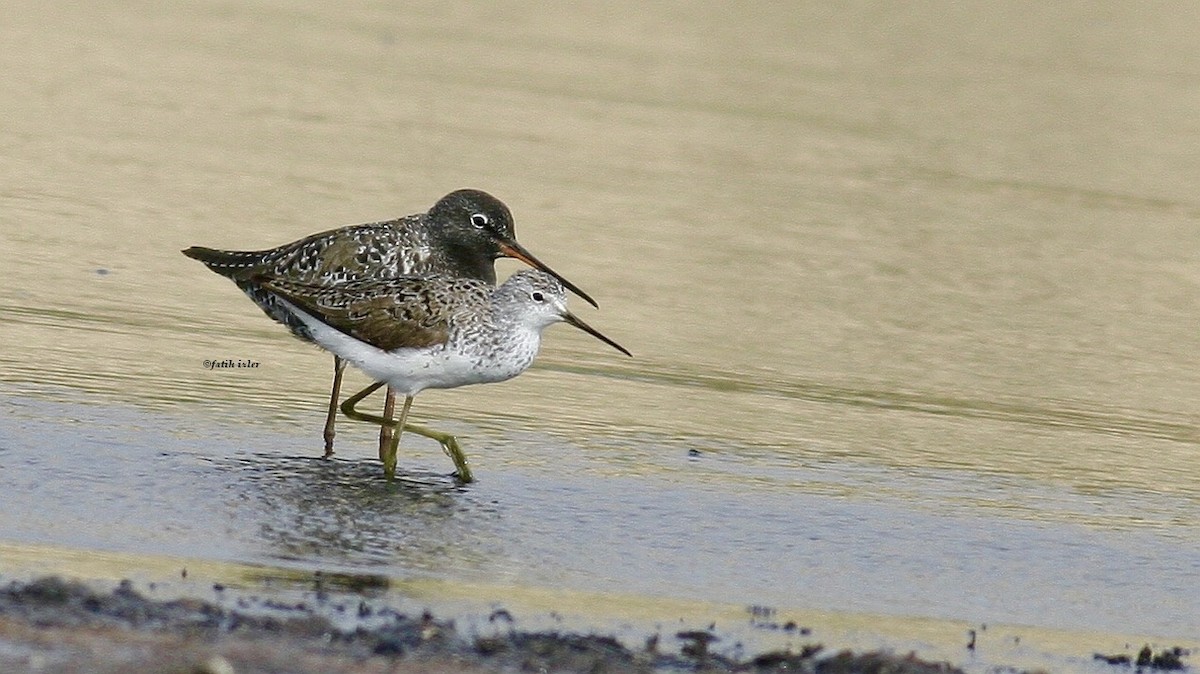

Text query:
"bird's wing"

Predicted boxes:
[[253, 275, 469, 351]]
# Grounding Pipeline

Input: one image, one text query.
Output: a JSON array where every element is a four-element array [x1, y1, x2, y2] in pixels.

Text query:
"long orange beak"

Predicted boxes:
[[499, 240, 600, 309]]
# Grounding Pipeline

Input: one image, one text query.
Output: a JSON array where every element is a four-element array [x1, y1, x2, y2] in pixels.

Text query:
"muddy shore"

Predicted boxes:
[[0, 576, 969, 673], [0, 576, 1190, 674]]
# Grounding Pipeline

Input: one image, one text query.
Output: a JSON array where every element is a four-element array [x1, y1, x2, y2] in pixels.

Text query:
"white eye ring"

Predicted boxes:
[[531, 291, 545, 302], [470, 213, 489, 228]]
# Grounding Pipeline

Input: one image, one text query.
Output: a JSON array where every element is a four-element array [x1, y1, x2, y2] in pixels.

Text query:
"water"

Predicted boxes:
[[1, 1, 1198, 670]]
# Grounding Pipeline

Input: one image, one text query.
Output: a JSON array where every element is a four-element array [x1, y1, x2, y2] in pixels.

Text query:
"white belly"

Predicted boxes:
[[280, 299, 538, 396]]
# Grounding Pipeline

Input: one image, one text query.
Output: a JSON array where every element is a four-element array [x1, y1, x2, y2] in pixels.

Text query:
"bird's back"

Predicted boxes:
[[183, 217, 442, 341], [182, 218, 427, 284]]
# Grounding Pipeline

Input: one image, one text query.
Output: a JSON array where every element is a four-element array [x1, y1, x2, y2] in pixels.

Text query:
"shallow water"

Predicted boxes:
[[1, 1, 1198, 670]]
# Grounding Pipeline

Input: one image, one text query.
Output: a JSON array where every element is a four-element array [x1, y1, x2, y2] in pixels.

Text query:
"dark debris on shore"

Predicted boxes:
[[0, 576, 970, 674], [1094, 645, 1190, 671], [0, 576, 1187, 674]]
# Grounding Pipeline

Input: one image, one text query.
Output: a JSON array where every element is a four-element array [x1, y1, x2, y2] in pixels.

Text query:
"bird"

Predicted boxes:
[[182, 189, 596, 479], [252, 269, 631, 479]]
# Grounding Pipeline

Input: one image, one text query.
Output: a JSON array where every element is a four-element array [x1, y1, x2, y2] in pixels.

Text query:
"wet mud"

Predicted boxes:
[[0, 576, 976, 674], [0, 577, 1190, 673]]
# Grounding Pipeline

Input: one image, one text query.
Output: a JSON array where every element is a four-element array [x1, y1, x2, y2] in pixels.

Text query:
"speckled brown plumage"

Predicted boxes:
[[184, 189, 596, 342], [255, 269, 629, 396]]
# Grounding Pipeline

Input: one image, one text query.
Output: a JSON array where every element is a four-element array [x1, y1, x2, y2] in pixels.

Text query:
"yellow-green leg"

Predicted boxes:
[[381, 394, 414, 481], [377, 386, 398, 476], [339, 382, 474, 483]]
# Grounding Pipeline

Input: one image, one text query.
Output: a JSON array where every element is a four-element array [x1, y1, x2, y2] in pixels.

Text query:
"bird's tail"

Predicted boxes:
[[181, 246, 265, 280]]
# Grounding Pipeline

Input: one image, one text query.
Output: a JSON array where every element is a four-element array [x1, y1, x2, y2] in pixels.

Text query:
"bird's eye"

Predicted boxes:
[[531, 291, 545, 302], [470, 213, 489, 228]]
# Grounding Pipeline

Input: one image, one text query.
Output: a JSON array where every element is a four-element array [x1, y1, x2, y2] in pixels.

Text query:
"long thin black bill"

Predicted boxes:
[[563, 311, 632, 357]]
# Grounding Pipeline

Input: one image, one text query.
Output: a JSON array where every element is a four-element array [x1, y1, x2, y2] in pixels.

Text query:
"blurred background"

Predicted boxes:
[[1, 2, 1198, 669]]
